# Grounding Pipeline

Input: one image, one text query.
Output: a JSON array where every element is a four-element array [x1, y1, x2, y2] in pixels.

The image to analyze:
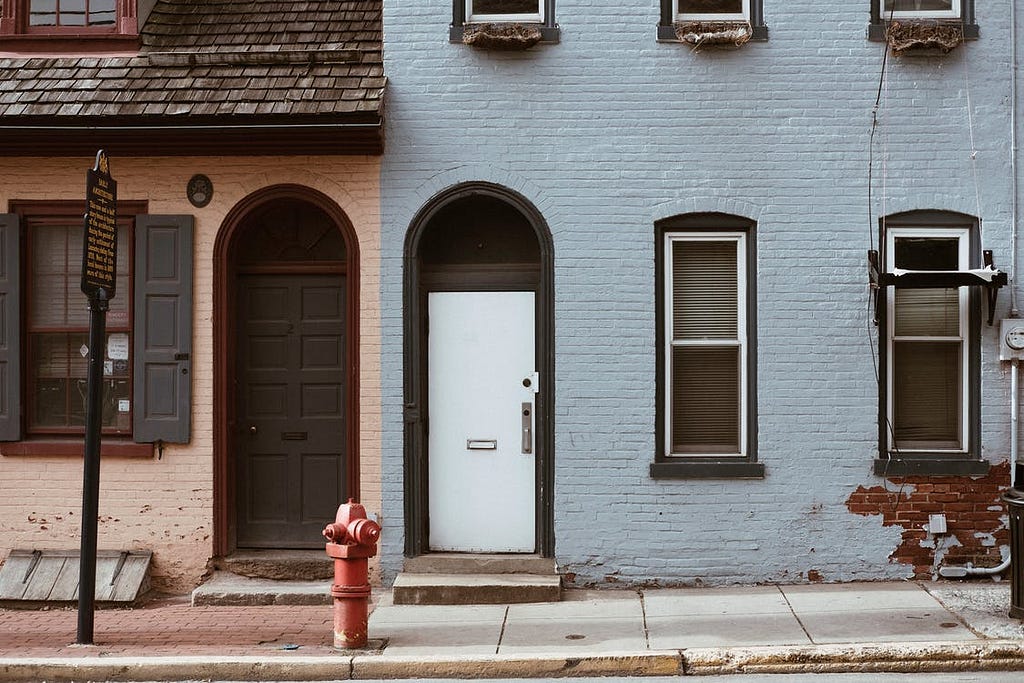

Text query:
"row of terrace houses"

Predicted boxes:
[[0, 0, 1021, 597]]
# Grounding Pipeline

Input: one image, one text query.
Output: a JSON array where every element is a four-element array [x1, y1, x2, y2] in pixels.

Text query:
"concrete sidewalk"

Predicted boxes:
[[1, 581, 1023, 681]]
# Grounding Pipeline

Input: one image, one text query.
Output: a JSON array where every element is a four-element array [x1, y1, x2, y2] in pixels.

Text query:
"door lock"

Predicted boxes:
[[521, 402, 533, 454]]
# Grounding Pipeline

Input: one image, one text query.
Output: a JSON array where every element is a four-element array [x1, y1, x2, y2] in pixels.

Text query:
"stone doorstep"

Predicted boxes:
[[392, 572, 562, 605], [402, 553, 557, 576], [191, 571, 332, 607]]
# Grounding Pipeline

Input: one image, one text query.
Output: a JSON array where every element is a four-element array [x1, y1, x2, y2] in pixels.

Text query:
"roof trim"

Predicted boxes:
[[0, 119, 384, 156]]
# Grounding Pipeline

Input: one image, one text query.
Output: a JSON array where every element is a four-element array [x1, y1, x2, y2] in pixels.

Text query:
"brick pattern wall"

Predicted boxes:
[[0, 156, 382, 593], [379, 2, 1017, 584], [847, 462, 1011, 578]]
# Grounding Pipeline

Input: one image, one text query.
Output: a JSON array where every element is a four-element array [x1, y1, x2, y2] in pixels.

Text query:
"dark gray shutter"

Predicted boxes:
[[0, 214, 20, 441], [134, 215, 193, 443]]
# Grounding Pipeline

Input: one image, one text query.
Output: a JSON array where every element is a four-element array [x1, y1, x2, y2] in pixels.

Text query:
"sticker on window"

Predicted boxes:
[[118, 400, 130, 413], [107, 333, 129, 360]]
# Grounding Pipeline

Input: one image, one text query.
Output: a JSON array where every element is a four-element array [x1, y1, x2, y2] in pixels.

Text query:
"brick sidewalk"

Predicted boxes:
[[0, 597, 335, 658]]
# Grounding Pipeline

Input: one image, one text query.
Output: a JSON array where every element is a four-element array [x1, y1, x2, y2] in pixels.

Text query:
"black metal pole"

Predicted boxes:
[[77, 290, 108, 645]]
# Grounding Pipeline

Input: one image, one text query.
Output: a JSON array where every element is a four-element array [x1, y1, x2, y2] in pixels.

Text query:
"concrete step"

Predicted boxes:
[[215, 550, 333, 581], [392, 572, 561, 605], [402, 553, 556, 575], [191, 571, 330, 606]]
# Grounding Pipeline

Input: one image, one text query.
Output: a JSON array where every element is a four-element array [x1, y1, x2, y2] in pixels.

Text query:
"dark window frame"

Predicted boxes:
[[652, 212, 763, 480], [868, 0, 978, 41], [450, 0, 560, 44], [12, 199, 144, 441], [875, 210, 987, 477], [658, 0, 768, 42]]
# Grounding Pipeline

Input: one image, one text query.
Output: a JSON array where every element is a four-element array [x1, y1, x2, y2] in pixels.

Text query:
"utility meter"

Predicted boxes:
[[1000, 319, 1024, 360]]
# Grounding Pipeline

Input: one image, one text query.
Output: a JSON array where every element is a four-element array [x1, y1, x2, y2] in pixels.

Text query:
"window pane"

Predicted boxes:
[[90, 0, 117, 25], [895, 288, 959, 336], [680, 0, 743, 14], [471, 0, 540, 14], [884, 0, 954, 12], [894, 237, 960, 270], [671, 345, 740, 454], [672, 240, 737, 340], [29, 0, 57, 25], [893, 341, 961, 448], [30, 332, 129, 431]]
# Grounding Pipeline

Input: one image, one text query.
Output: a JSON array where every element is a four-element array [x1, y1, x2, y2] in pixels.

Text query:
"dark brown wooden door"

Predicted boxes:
[[235, 273, 347, 548]]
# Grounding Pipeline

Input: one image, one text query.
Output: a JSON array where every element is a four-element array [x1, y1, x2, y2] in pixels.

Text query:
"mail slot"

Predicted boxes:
[[467, 439, 497, 450], [282, 431, 308, 441]]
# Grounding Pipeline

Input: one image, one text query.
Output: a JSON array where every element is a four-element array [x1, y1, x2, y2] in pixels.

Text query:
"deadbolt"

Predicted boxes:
[[522, 377, 532, 388]]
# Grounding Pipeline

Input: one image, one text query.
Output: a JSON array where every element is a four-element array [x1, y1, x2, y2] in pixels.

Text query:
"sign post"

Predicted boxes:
[[77, 150, 117, 645]]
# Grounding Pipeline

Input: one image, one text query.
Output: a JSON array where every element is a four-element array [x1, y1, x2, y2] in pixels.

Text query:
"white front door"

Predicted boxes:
[[428, 291, 537, 552]]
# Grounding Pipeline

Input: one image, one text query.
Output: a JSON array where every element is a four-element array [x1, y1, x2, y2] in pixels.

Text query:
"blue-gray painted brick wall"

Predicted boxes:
[[378, 1, 1018, 585]]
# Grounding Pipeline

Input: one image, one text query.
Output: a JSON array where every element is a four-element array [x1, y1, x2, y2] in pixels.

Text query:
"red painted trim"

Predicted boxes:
[[213, 185, 360, 557]]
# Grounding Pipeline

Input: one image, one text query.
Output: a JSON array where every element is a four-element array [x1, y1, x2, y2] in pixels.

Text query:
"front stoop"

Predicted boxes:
[[191, 571, 331, 606], [393, 554, 561, 605]]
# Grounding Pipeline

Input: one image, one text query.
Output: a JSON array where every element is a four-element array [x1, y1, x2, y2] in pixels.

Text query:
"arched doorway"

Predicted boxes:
[[214, 186, 359, 554], [403, 183, 554, 557]]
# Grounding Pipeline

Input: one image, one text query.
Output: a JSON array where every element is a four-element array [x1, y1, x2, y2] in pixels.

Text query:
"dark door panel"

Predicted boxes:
[[236, 274, 347, 548]]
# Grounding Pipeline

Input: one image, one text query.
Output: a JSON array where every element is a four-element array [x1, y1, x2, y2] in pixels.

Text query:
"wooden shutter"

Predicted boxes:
[[133, 215, 193, 444], [0, 215, 20, 441]]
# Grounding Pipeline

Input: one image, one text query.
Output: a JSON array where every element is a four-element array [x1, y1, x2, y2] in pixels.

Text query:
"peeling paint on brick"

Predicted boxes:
[[846, 462, 1010, 578]]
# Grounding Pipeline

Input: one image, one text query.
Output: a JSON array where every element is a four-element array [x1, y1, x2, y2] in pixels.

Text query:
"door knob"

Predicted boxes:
[[249, 425, 257, 435]]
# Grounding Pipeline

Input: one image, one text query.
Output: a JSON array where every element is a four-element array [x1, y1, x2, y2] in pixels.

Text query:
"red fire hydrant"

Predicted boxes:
[[323, 498, 381, 649]]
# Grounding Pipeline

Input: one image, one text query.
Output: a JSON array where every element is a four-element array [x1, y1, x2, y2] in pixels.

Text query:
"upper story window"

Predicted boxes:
[[676, 0, 748, 21], [28, 0, 117, 30], [0, 0, 139, 49], [451, 0, 559, 45], [659, 0, 767, 42], [869, 0, 977, 42], [467, 0, 542, 24]]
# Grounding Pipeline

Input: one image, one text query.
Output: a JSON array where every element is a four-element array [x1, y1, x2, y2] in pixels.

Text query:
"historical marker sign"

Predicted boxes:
[[77, 150, 117, 646], [81, 150, 118, 299]]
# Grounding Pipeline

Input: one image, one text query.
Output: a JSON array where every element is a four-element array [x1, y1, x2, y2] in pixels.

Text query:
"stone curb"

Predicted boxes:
[[2, 641, 1024, 681]]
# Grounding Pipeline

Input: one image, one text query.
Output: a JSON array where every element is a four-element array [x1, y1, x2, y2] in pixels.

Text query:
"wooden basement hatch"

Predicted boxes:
[[868, 249, 1008, 326], [0, 549, 151, 604]]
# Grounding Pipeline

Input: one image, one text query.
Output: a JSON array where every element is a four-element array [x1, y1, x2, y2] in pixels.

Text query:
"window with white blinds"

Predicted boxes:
[[886, 228, 969, 452], [665, 233, 746, 457], [27, 222, 131, 435]]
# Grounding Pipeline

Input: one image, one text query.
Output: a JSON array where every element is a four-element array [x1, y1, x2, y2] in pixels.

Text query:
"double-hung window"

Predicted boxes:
[[28, 214, 131, 435], [467, 0, 542, 24], [869, 0, 977, 41], [659, 0, 767, 41], [451, 0, 559, 43], [0, 0, 139, 49], [652, 215, 761, 479], [0, 205, 193, 452], [877, 213, 985, 476]]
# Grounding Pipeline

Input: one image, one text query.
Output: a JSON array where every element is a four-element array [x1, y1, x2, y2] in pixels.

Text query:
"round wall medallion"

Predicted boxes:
[[187, 174, 213, 208]]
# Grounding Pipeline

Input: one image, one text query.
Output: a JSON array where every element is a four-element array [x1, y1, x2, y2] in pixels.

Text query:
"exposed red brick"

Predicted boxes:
[[846, 462, 1010, 578]]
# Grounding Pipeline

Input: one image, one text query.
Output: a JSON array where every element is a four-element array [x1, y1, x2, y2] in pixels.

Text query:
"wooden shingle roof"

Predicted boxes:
[[0, 0, 384, 155]]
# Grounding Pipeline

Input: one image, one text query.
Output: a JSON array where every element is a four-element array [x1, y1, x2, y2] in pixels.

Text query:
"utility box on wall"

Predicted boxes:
[[999, 319, 1024, 361]]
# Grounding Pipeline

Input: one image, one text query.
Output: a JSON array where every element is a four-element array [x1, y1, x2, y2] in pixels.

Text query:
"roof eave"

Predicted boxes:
[[0, 115, 384, 157]]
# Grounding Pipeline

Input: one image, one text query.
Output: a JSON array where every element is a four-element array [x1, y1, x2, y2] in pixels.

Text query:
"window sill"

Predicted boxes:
[[651, 460, 765, 479], [0, 34, 141, 54], [867, 21, 978, 42], [1, 439, 152, 458], [658, 23, 768, 42], [450, 24, 560, 45], [873, 457, 989, 477]]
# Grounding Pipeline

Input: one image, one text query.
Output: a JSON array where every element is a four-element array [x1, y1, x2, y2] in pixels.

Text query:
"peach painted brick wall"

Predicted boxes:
[[0, 155, 382, 593]]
